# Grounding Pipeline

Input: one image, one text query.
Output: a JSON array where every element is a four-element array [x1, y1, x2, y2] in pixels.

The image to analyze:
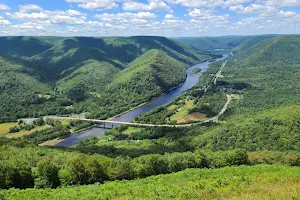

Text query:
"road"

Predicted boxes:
[[46, 60, 231, 128], [213, 60, 227, 85], [46, 94, 232, 128]]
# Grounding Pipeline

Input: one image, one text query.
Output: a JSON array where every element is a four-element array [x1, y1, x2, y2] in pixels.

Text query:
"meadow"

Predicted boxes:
[[1, 165, 300, 200]]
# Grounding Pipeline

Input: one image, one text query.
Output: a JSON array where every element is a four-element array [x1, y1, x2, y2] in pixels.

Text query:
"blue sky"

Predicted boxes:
[[0, 0, 300, 36]]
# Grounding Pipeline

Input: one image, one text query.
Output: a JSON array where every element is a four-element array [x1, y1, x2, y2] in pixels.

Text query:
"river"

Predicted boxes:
[[56, 55, 228, 147]]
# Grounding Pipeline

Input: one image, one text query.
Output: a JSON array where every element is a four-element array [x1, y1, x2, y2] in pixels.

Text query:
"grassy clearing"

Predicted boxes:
[[7, 125, 49, 138], [2, 165, 300, 199], [123, 127, 143, 134], [170, 100, 194, 121], [0, 122, 17, 136], [177, 112, 206, 123], [167, 104, 179, 111], [59, 119, 71, 127]]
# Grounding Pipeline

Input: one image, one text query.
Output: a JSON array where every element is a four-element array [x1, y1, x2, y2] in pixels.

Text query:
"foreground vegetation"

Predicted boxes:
[[1, 164, 300, 199]]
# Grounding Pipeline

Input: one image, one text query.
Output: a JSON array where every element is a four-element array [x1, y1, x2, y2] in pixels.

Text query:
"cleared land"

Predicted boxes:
[[177, 112, 206, 123], [170, 100, 194, 122], [0, 123, 48, 138]]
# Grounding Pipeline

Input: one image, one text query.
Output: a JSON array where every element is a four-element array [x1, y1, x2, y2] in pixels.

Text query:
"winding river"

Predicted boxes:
[[57, 55, 228, 147]]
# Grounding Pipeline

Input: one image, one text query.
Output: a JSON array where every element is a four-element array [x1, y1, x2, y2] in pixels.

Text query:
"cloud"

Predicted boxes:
[[6, 9, 87, 25], [187, 8, 230, 27], [19, 4, 43, 13], [167, 0, 224, 8], [0, 19, 11, 25], [1, 0, 300, 37], [229, 4, 278, 14], [66, 0, 118, 10], [123, 0, 171, 12], [165, 14, 176, 19], [0, 4, 9, 10], [94, 12, 157, 22], [260, 0, 300, 7], [223, 0, 255, 6]]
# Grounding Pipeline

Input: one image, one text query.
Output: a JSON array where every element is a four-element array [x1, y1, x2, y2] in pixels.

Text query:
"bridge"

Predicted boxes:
[[46, 60, 231, 128], [46, 116, 209, 128]]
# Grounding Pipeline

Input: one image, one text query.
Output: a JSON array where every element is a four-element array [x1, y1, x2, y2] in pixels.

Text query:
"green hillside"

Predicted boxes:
[[232, 35, 275, 55], [0, 36, 52, 57], [107, 50, 186, 103], [175, 36, 251, 53], [220, 35, 300, 114], [0, 56, 58, 121], [0, 36, 211, 121], [1, 164, 300, 200]]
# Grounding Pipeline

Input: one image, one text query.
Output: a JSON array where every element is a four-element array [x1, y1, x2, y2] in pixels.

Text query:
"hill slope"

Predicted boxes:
[[1, 165, 300, 199], [190, 35, 300, 152], [0, 36, 211, 121], [175, 36, 251, 53]]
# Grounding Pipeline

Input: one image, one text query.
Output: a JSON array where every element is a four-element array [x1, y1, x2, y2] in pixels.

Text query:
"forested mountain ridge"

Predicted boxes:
[[175, 36, 252, 53], [0, 36, 211, 121], [191, 35, 300, 152]]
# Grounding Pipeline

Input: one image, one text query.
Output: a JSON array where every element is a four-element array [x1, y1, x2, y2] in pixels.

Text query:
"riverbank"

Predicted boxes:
[[39, 124, 98, 147], [109, 75, 188, 121], [52, 56, 228, 147]]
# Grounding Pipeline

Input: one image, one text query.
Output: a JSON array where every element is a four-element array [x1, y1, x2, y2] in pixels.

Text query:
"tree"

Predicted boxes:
[[33, 158, 60, 188]]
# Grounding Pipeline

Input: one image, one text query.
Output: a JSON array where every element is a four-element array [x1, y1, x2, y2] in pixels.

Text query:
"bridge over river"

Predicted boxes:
[[52, 56, 229, 146]]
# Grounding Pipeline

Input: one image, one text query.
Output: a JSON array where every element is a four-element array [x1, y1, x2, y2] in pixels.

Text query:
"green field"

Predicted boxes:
[[0, 123, 17, 136], [1, 165, 300, 200], [170, 100, 194, 121], [7, 125, 49, 138], [0, 122, 48, 138], [123, 127, 143, 134]]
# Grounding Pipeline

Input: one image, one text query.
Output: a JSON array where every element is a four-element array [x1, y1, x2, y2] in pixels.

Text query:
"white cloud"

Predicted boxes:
[[6, 9, 87, 25], [123, 0, 171, 12], [187, 9, 214, 18], [1, 0, 300, 37], [66, 0, 118, 10], [167, 0, 224, 8], [224, 0, 255, 6], [94, 12, 157, 22], [0, 4, 9, 10], [19, 4, 43, 13], [260, 0, 300, 7], [0, 19, 10, 25], [229, 4, 278, 14], [187, 8, 231, 28], [165, 14, 176, 19]]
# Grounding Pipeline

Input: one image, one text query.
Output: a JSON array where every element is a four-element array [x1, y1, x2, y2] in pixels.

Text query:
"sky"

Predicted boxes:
[[0, 0, 300, 37]]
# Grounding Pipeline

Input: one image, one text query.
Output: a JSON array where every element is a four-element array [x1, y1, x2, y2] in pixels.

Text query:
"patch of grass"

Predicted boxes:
[[0, 122, 18, 136], [167, 104, 179, 111], [170, 100, 194, 121], [59, 119, 71, 127], [7, 125, 49, 138], [2, 165, 300, 199], [123, 127, 143, 134]]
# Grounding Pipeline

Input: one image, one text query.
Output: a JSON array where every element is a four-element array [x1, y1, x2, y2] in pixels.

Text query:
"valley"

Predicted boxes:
[[1, 35, 300, 199]]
